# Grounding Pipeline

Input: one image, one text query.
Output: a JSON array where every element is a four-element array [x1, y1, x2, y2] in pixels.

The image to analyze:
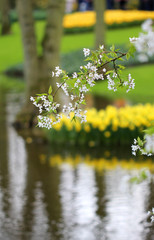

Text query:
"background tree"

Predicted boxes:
[[94, 0, 106, 49], [0, 0, 11, 35], [15, 0, 65, 128]]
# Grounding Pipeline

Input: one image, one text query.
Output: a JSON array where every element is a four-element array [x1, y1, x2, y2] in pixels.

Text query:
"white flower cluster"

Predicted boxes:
[[30, 95, 61, 128], [107, 72, 135, 93], [31, 45, 134, 129], [51, 47, 106, 125], [107, 74, 117, 91], [131, 138, 152, 156], [62, 102, 87, 123], [30, 95, 59, 114], [147, 208, 154, 223], [131, 19, 154, 62], [37, 115, 53, 129], [83, 48, 90, 57], [125, 73, 135, 93]]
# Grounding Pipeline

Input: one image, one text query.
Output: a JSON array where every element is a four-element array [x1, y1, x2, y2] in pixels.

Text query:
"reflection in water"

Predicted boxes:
[[31, 182, 50, 240], [59, 164, 99, 240], [7, 94, 27, 223], [7, 116, 27, 223], [104, 169, 150, 240], [0, 93, 154, 240]]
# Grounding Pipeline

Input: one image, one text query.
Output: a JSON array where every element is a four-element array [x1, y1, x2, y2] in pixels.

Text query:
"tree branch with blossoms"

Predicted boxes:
[[30, 42, 136, 129]]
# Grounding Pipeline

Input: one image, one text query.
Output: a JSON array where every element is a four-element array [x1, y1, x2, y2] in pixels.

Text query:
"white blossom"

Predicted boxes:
[[55, 66, 62, 77], [99, 45, 104, 50], [83, 48, 90, 57], [142, 18, 153, 32], [131, 19, 154, 62], [79, 85, 89, 93], [72, 72, 77, 78], [61, 82, 69, 96], [129, 37, 139, 43], [30, 96, 35, 102], [138, 53, 149, 62]]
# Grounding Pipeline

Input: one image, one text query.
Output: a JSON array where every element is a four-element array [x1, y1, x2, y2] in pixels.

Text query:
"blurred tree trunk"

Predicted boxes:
[[41, 0, 65, 93], [94, 0, 106, 49], [0, 0, 11, 35], [15, 0, 65, 128]]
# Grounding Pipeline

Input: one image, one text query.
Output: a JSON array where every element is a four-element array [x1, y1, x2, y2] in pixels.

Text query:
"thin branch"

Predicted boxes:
[[113, 61, 122, 84]]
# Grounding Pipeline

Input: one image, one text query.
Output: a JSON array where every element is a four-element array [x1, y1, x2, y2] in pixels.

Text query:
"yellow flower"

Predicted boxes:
[[53, 121, 62, 131], [112, 125, 118, 131], [84, 124, 91, 132], [63, 10, 154, 29], [74, 121, 81, 132], [104, 131, 111, 138]]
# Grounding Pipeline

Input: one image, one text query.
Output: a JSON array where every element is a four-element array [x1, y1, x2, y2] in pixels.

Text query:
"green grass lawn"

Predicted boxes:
[[0, 21, 142, 72], [92, 64, 154, 104], [1, 21, 153, 104]]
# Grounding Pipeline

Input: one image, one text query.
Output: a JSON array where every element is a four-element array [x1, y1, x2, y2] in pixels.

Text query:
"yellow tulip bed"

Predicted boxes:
[[63, 10, 154, 30], [48, 104, 154, 146]]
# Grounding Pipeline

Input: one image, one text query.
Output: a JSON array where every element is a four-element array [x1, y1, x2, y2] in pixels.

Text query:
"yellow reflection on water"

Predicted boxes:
[[39, 154, 154, 172]]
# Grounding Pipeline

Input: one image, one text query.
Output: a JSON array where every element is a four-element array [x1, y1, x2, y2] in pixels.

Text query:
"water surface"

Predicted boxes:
[[0, 93, 154, 240]]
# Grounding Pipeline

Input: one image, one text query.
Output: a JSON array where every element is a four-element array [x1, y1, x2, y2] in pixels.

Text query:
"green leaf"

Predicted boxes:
[[102, 54, 110, 63], [140, 170, 148, 180], [84, 57, 92, 62], [81, 99, 86, 105], [144, 126, 154, 135], [48, 95, 53, 102], [126, 53, 130, 60], [118, 65, 125, 70], [130, 176, 140, 184], [36, 93, 47, 96], [48, 86, 52, 94], [137, 137, 144, 146], [36, 97, 41, 104], [109, 52, 117, 58], [106, 70, 113, 75], [71, 116, 76, 122], [129, 45, 136, 57], [117, 58, 124, 61], [110, 44, 115, 52]]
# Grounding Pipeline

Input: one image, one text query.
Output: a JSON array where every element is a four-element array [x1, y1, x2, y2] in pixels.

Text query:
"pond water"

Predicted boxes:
[[0, 92, 154, 240]]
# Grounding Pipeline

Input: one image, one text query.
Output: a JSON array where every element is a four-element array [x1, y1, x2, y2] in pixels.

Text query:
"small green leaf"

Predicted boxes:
[[110, 52, 117, 58], [130, 176, 140, 184], [36, 97, 41, 104], [110, 44, 115, 52], [48, 95, 53, 102], [106, 70, 113, 75], [71, 116, 76, 122], [129, 45, 136, 57], [144, 126, 154, 135], [117, 58, 124, 61], [140, 170, 148, 180], [118, 65, 125, 70], [137, 137, 144, 146], [126, 53, 130, 60], [81, 100, 86, 105], [36, 93, 47, 96], [48, 86, 52, 94]]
